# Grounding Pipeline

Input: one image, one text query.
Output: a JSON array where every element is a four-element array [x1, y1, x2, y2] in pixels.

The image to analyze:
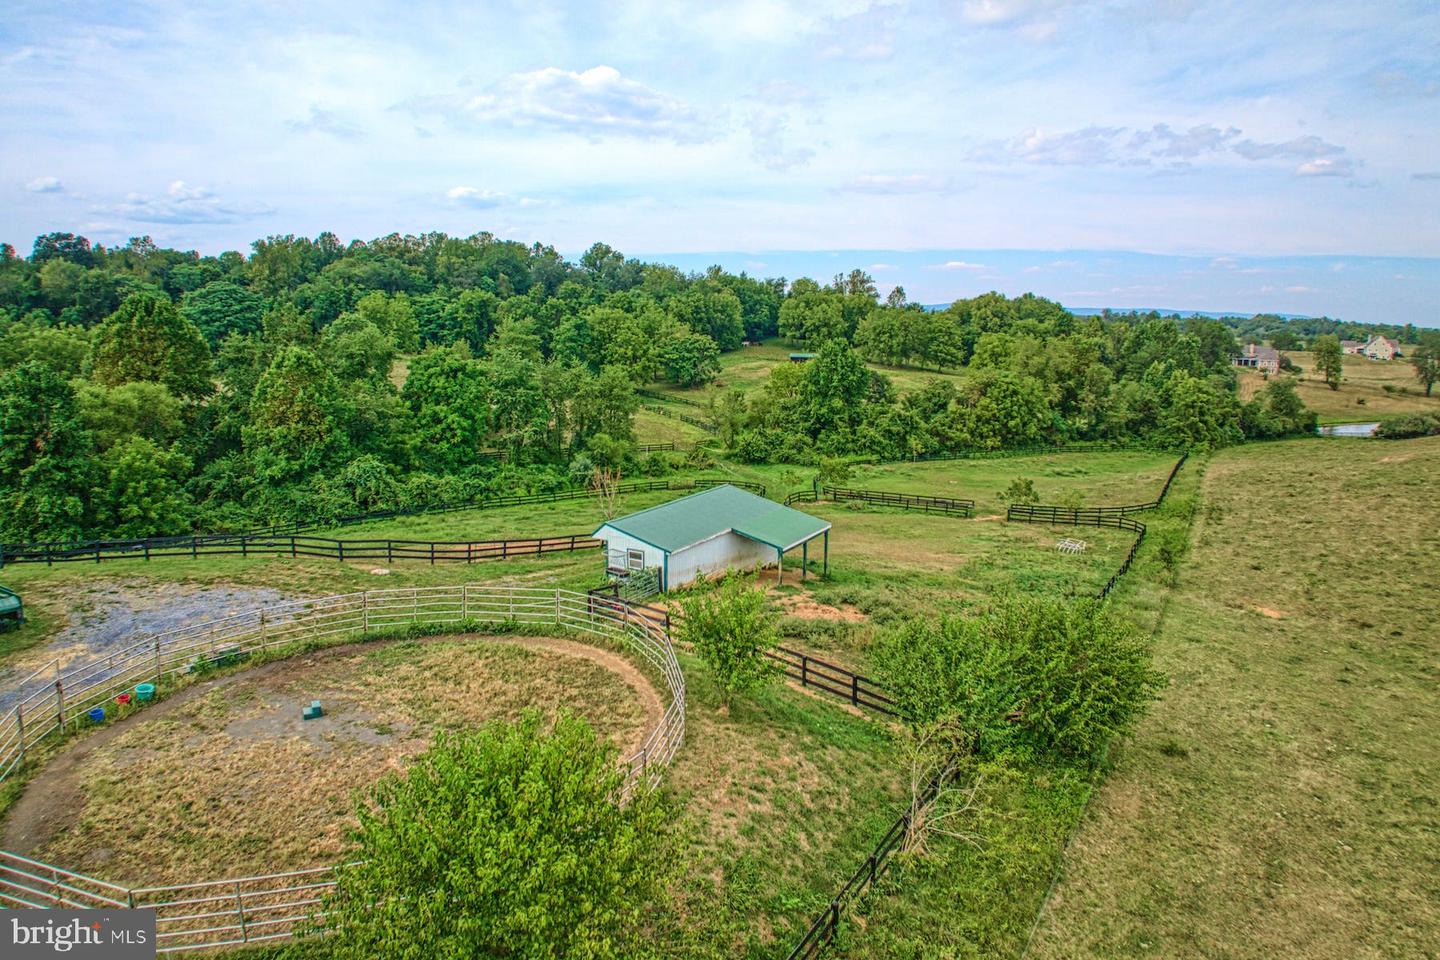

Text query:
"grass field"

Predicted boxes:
[[1025, 436, 1440, 960], [1236, 351, 1439, 424], [645, 340, 968, 408]]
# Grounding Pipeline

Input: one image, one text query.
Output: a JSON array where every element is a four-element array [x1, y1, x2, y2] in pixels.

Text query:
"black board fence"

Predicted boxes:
[[785, 773, 945, 960], [636, 387, 707, 408], [784, 486, 974, 517], [0, 533, 605, 567], [764, 645, 904, 717], [1004, 453, 1187, 600], [0, 478, 766, 569], [641, 403, 717, 432]]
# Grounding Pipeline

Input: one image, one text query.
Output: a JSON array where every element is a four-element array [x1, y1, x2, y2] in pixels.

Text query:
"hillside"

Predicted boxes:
[[1027, 436, 1440, 959]]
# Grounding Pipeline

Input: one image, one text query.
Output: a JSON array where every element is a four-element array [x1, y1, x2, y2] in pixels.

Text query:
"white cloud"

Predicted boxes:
[[974, 126, 1125, 165], [107, 181, 273, 225], [25, 176, 63, 193], [1411, 171, 1440, 181], [1130, 123, 1240, 159], [1296, 157, 1356, 177], [747, 110, 814, 171], [933, 260, 988, 270], [420, 66, 707, 143], [445, 186, 541, 209], [1285, 285, 1317, 293], [288, 105, 364, 140], [840, 173, 952, 194], [1233, 135, 1343, 161], [815, 4, 899, 60], [868, 262, 896, 270]]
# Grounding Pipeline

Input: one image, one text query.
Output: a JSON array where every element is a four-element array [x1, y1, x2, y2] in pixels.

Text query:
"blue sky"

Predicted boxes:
[[3, 1, 1438, 324]]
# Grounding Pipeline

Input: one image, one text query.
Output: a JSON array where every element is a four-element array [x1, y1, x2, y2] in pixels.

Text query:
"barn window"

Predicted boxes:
[[627, 549, 645, 570]]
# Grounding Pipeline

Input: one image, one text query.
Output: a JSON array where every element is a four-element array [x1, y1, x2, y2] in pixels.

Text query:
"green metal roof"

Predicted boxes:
[[594, 484, 830, 554]]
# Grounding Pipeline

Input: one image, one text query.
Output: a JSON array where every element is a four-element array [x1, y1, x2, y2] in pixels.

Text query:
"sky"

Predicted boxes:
[[2, 0, 1438, 325]]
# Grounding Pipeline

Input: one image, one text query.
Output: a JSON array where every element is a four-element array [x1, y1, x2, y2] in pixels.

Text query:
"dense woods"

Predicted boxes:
[[0, 231, 1343, 544]]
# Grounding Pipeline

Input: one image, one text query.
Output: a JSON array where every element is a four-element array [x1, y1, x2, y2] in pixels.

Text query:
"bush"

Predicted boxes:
[[997, 477, 1039, 506], [1375, 414, 1440, 439], [872, 596, 1164, 765], [317, 712, 674, 960], [677, 573, 778, 707]]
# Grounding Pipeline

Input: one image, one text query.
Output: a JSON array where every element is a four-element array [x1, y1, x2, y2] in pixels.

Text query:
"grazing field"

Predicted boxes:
[[1026, 436, 1440, 960], [646, 339, 968, 406], [1237, 351, 1440, 423], [771, 506, 1136, 665], [2, 635, 657, 886]]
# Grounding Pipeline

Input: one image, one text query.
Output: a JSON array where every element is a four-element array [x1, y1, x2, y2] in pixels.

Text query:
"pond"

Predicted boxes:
[[1317, 422, 1380, 437]]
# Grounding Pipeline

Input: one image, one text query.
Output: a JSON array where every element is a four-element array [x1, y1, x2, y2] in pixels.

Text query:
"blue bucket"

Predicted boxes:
[[87, 707, 106, 723]]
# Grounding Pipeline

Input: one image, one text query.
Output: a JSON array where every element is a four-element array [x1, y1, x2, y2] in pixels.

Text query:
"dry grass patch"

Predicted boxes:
[[5, 635, 657, 887]]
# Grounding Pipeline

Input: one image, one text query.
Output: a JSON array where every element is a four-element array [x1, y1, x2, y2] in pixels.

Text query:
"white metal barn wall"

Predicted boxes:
[[668, 532, 775, 589], [593, 527, 666, 576]]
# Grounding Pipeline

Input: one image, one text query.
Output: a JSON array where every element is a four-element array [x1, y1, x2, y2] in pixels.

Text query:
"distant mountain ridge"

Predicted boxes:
[[921, 304, 1312, 320]]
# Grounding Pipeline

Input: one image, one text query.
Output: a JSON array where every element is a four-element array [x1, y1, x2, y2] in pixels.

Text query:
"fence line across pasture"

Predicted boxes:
[[0, 479, 767, 569], [0, 587, 686, 953], [1004, 453, 1187, 600]]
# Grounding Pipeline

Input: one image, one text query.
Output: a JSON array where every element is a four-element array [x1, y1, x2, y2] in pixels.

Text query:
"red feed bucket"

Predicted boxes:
[[115, 693, 132, 707]]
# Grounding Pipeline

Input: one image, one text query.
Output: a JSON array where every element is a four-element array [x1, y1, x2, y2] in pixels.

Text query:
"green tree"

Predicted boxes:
[[668, 285, 744, 351], [659, 329, 721, 387], [243, 347, 349, 483], [799, 340, 870, 440], [677, 574, 779, 708], [952, 370, 1051, 450], [1312, 334, 1344, 391], [1410, 331, 1440, 397], [88, 292, 213, 400], [75, 381, 185, 452], [0, 361, 94, 542], [321, 713, 672, 960], [873, 596, 1164, 764], [778, 290, 845, 346], [402, 345, 490, 472], [180, 281, 266, 346], [318, 313, 396, 383], [96, 436, 194, 537]]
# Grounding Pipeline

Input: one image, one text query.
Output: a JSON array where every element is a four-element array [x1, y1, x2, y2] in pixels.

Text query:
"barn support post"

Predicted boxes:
[[823, 530, 829, 577], [777, 549, 783, 587], [802, 541, 808, 582]]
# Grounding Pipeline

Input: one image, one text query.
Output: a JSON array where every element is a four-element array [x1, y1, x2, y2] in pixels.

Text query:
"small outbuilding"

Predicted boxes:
[[593, 484, 831, 591]]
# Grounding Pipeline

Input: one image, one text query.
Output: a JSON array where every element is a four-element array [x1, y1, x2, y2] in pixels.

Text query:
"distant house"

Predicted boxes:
[[593, 484, 832, 591], [788, 352, 816, 363], [1341, 339, 1365, 355], [1233, 343, 1281, 374], [1363, 336, 1401, 361]]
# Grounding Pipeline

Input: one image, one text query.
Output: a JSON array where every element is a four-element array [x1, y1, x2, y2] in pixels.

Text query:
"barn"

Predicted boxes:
[[593, 484, 831, 592]]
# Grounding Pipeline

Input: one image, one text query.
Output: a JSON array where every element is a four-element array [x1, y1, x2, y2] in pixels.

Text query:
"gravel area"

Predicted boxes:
[[0, 582, 288, 714]]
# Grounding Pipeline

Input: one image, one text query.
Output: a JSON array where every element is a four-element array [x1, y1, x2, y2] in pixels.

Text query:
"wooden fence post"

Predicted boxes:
[[363, 593, 370, 633], [154, 637, 162, 685], [54, 678, 65, 734], [234, 884, 248, 941], [16, 702, 25, 765]]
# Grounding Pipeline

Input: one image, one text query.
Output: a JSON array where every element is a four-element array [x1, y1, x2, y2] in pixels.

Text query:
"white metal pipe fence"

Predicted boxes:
[[0, 586, 686, 953]]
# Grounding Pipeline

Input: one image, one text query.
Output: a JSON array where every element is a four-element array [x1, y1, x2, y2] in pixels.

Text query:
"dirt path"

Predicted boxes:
[[2, 632, 665, 857]]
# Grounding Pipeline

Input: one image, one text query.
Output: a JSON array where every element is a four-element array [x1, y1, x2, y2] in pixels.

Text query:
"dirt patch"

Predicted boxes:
[[1377, 455, 1413, 464], [1252, 605, 1286, 619], [0, 581, 287, 713], [2, 633, 662, 886], [776, 593, 868, 622]]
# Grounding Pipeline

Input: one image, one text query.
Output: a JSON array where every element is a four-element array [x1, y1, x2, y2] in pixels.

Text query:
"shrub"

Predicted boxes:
[[997, 477, 1039, 506], [677, 573, 778, 708], [318, 712, 673, 960], [1375, 413, 1440, 439], [872, 596, 1164, 765]]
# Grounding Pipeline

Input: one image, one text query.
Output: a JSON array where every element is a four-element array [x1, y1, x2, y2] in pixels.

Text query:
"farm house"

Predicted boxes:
[[593, 484, 831, 591]]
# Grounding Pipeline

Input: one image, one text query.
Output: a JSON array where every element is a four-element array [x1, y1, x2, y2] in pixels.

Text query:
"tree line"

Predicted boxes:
[[1, 231, 1320, 544]]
